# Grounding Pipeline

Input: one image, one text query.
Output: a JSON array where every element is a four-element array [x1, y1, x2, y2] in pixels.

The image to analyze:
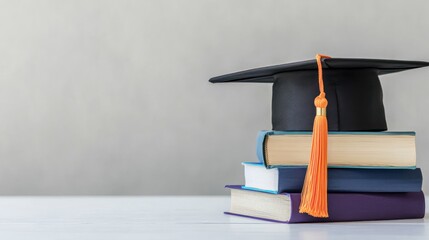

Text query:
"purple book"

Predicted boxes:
[[225, 185, 425, 223]]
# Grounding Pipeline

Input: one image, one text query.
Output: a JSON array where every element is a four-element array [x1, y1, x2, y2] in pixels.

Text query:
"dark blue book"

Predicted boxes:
[[243, 162, 423, 193]]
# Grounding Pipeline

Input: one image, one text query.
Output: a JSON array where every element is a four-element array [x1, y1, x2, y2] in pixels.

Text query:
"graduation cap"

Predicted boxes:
[[209, 55, 429, 218], [210, 57, 429, 131]]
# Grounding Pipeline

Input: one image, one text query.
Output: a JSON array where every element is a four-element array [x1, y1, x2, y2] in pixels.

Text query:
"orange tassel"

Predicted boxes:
[[299, 54, 331, 218]]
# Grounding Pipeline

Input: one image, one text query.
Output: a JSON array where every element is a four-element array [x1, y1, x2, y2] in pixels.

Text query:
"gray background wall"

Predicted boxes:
[[0, 0, 428, 195]]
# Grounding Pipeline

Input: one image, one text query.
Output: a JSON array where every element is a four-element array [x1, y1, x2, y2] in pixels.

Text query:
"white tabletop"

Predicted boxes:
[[0, 196, 427, 240]]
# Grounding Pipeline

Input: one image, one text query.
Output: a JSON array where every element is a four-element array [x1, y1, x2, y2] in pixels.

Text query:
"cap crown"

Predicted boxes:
[[272, 69, 386, 131]]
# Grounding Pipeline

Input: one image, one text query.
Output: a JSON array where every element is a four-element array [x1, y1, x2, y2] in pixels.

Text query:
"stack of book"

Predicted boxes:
[[225, 131, 425, 223], [210, 56, 429, 223]]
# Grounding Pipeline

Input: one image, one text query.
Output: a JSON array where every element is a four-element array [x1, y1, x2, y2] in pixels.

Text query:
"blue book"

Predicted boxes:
[[242, 162, 423, 193], [256, 130, 416, 169]]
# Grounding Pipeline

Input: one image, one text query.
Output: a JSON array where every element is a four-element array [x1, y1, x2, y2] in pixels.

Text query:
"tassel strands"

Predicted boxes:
[[299, 54, 331, 218]]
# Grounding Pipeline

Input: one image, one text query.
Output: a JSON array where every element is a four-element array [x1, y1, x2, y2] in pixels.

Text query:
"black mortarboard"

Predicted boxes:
[[209, 58, 429, 131]]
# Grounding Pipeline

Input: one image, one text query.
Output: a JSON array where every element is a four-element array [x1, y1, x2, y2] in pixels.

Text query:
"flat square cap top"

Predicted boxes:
[[209, 58, 429, 83]]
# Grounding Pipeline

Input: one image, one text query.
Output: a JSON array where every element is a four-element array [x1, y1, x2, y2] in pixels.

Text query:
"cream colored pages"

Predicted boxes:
[[265, 134, 416, 167]]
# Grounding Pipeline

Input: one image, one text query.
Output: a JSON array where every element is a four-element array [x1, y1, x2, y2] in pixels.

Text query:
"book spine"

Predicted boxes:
[[288, 192, 425, 223], [256, 131, 270, 165], [277, 168, 423, 193]]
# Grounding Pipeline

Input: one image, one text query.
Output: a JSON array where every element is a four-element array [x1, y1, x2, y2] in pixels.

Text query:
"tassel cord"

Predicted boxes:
[[299, 54, 331, 218]]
